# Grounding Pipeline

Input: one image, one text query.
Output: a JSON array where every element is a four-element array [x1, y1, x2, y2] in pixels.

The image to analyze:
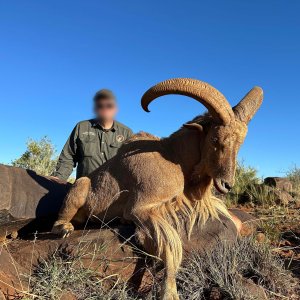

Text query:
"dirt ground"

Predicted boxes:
[[244, 206, 300, 279]]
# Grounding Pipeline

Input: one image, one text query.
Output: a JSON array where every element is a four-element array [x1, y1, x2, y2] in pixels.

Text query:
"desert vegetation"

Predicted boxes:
[[178, 238, 298, 299], [17, 236, 297, 300], [25, 246, 136, 300]]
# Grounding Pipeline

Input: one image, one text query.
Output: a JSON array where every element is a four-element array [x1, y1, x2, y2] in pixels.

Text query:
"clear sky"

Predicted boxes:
[[1, 1, 299, 177]]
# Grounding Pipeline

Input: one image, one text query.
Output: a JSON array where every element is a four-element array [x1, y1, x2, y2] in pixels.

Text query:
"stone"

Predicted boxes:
[[0, 165, 262, 297], [0, 209, 257, 297], [264, 177, 293, 193], [294, 199, 300, 209], [240, 182, 294, 206], [256, 232, 266, 243], [59, 291, 77, 300], [0, 164, 70, 239], [209, 287, 222, 299], [230, 208, 259, 236], [238, 275, 268, 299], [271, 189, 293, 205], [0, 247, 27, 299]]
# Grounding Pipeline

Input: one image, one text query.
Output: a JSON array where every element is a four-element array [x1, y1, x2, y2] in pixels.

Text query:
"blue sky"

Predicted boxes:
[[1, 1, 299, 177]]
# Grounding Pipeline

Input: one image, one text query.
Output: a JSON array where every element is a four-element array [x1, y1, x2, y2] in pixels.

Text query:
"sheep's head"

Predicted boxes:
[[141, 78, 263, 194]]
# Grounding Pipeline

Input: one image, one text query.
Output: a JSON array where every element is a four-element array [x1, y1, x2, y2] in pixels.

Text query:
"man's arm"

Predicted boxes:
[[52, 125, 79, 181]]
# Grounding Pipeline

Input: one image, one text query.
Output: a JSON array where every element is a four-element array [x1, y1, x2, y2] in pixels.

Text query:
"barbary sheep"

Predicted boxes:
[[52, 78, 263, 300]]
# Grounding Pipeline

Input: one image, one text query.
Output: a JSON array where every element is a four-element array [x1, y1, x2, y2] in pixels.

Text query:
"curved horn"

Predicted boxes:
[[233, 87, 263, 124], [141, 78, 234, 124]]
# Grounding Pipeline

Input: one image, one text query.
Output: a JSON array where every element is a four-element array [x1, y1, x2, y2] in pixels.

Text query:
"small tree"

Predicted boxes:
[[12, 136, 57, 176]]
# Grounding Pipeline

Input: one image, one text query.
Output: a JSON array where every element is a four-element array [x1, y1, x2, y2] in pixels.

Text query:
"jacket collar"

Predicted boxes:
[[91, 119, 117, 132]]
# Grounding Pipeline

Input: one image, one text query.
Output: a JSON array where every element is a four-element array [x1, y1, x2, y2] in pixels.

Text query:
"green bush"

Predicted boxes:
[[11, 136, 57, 176], [226, 161, 260, 205]]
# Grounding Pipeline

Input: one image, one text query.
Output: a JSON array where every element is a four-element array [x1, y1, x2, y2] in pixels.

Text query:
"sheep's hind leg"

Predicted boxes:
[[131, 208, 182, 300], [52, 177, 91, 238]]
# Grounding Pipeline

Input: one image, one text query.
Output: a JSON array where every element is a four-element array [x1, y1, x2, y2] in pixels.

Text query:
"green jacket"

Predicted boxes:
[[53, 119, 133, 180]]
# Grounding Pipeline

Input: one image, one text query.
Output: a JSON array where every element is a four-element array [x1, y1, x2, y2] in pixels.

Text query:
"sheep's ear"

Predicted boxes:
[[183, 123, 203, 132]]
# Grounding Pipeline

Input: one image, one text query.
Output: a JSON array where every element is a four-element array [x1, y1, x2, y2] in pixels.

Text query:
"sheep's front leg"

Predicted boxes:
[[130, 207, 182, 300], [52, 177, 90, 237]]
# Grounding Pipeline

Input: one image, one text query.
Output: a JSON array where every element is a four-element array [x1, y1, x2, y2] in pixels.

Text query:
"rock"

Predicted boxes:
[[0, 164, 70, 239], [294, 199, 300, 209], [238, 275, 268, 299], [183, 213, 238, 255], [264, 177, 293, 193], [256, 232, 266, 243], [59, 291, 77, 300], [209, 287, 222, 299], [271, 189, 293, 205], [0, 164, 260, 296], [0, 247, 27, 299], [230, 208, 259, 236], [0, 209, 256, 297], [182, 208, 258, 255], [240, 182, 294, 206]]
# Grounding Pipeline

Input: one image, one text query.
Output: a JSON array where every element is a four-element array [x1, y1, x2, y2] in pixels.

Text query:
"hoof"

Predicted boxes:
[[52, 222, 74, 238]]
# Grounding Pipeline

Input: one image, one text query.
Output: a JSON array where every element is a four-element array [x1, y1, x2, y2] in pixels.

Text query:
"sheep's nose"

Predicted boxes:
[[224, 182, 232, 191]]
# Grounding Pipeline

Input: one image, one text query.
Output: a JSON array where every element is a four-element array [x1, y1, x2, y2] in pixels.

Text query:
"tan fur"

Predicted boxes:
[[52, 80, 263, 300]]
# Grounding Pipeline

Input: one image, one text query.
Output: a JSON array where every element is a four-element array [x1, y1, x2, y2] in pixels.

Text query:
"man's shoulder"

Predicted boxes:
[[114, 121, 132, 133], [71, 120, 96, 135], [75, 119, 95, 128]]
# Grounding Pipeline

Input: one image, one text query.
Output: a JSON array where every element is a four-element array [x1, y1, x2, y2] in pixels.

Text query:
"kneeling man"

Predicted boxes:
[[53, 89, 133, 180]]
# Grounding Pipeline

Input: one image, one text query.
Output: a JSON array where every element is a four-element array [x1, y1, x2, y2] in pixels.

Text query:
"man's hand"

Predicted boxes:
[[48, 175, 60, 181]]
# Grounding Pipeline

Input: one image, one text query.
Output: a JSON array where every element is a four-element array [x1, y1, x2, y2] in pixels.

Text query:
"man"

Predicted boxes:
[[53, 89, 133, 181]]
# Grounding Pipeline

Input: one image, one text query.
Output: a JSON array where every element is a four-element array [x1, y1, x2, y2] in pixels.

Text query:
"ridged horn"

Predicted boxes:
[[141, 78, 234, 124], [233, 87, 263, 124]]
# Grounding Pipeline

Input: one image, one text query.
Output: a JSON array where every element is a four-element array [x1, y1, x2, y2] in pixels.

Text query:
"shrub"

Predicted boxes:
[[244, 184, 277, 207], [177, 237, 298, 299], [28, 246, 136, 300], [226, 161, 260, 205], [11, 136, 57, 176]]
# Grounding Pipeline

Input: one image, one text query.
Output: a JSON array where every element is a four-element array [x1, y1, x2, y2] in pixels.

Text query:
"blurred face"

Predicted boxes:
[[94, 98, 118, 121]]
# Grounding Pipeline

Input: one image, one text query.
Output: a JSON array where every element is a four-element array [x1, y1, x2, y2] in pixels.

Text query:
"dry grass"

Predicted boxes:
[[177, 237, 298, 300], [24, 236, 298, 299], [26, 245, 137, 300]]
